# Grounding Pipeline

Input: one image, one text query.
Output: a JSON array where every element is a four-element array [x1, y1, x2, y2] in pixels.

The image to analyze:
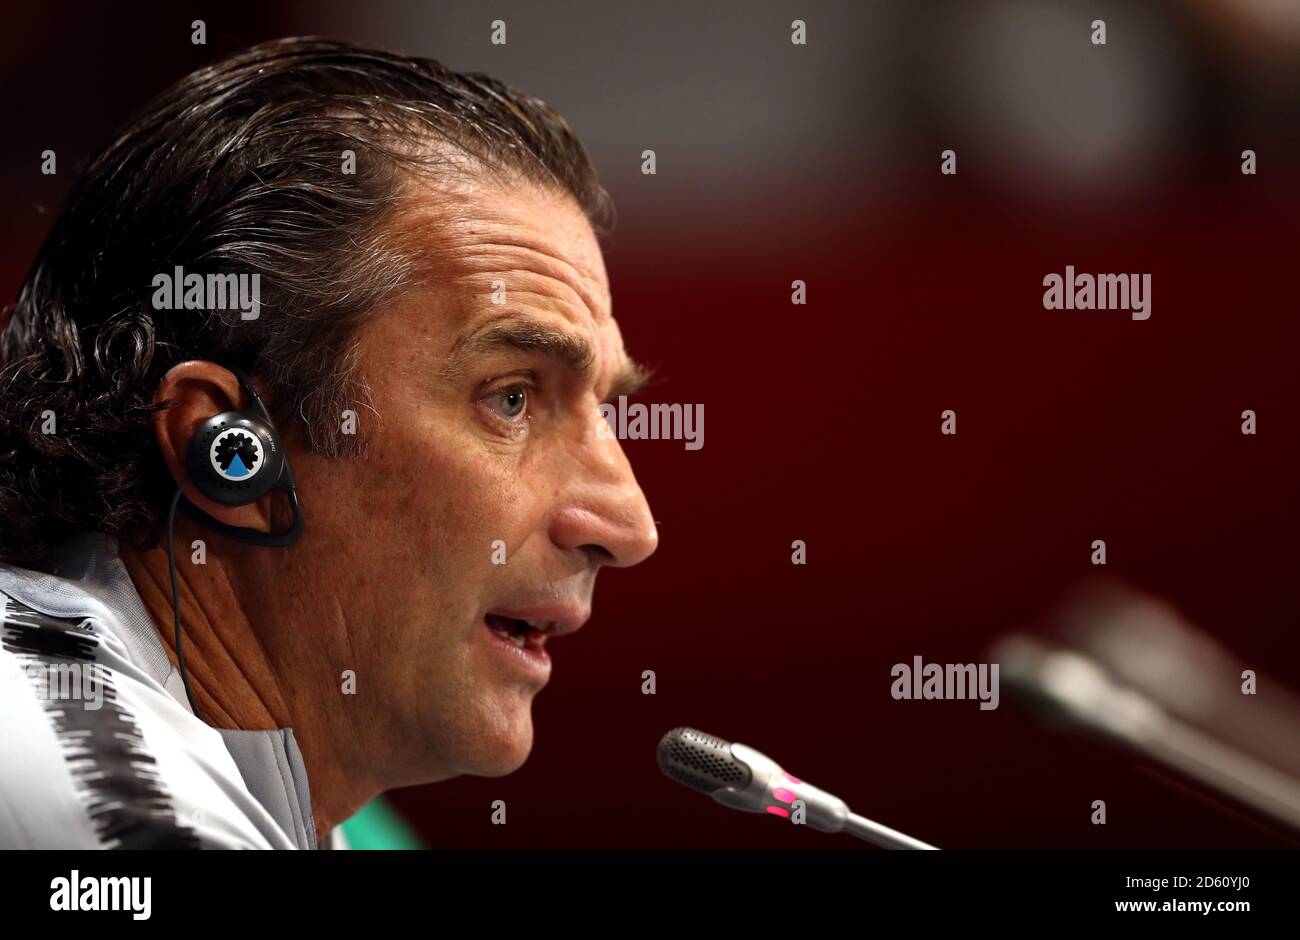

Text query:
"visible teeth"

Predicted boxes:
[[525, 619, 551, 632], [489, 624, 528, 647]]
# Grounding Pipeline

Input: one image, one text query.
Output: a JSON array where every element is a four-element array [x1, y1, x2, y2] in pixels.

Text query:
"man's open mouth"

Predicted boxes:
[[484, 613, 550, 651]]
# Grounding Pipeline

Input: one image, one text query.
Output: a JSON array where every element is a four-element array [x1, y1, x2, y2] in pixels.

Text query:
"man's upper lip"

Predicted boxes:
[[486, 605, 591, 636]]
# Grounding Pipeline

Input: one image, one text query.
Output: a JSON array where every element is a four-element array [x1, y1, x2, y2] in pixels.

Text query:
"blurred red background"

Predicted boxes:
[[3, 0, 1298, 848]]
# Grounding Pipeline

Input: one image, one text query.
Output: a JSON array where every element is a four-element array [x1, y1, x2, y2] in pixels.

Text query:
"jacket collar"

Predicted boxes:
[[0, 531, 321, 849]]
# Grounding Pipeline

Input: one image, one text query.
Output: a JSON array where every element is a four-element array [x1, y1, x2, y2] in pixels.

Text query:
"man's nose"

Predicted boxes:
[[549, 437, 658, 569]]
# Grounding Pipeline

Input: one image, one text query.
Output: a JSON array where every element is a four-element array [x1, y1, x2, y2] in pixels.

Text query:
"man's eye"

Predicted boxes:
[[482, 384, 529, 422]]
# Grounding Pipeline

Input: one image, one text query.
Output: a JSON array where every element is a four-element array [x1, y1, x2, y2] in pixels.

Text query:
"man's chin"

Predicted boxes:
[[460, 709, 535, 777], [473, 753, 530, 778]]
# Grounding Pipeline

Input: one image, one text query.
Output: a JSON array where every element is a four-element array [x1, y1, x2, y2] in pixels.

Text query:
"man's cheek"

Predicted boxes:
[[422, 479, 508, 563]]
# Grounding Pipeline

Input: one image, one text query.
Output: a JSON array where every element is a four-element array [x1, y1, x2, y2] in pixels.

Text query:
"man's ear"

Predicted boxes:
[[153, 360, 276, 534]]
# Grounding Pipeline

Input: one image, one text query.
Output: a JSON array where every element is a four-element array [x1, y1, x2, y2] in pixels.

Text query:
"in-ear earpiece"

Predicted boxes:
[[176, 364, 304, 547], [186, 412, 284, 505]]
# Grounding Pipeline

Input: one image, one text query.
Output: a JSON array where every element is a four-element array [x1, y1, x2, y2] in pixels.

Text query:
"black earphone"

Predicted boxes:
[[179, 364, 303, 546], [165, 364, 304, 721]]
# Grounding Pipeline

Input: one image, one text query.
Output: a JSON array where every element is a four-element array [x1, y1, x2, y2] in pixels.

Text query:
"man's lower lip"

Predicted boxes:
[[482, 620, 551, 681]]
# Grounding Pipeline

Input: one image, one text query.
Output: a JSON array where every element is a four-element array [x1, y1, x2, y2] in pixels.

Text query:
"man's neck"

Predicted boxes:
[[120, 529, 370, 841]]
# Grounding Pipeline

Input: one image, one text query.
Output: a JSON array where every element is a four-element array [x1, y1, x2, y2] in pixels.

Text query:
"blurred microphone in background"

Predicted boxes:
[[993, 579, 1300, 839]]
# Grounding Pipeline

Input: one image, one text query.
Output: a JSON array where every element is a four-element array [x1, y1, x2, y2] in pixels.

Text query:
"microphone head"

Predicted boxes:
[[656, 726, 857, 836], [656, 726, 752, 795]]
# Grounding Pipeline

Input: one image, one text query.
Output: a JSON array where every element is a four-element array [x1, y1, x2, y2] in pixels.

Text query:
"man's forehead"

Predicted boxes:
[[379, 173, 641, 395], [395, 174, 612, 324]]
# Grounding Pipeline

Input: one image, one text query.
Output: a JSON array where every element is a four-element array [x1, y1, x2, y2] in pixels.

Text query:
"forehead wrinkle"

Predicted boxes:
[[406, 195, 609, 309], [444, 237, 611, 327]]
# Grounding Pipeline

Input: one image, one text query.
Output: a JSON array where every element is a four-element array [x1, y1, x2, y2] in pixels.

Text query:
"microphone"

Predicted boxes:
[[993, 634, 1300, 833], [1053, 579, 1300, 781], [656, 727, 938, 850]]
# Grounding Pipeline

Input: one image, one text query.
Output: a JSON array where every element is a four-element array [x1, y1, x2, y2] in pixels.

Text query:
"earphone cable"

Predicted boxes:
[[168, 479, 205, 723]]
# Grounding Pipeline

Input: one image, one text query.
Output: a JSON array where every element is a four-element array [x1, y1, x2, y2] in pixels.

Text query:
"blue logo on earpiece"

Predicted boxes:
[[210, 429, 263, 482]]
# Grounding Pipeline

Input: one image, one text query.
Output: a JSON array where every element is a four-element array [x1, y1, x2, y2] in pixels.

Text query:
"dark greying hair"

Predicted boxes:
[[0, 36, 614, 567]]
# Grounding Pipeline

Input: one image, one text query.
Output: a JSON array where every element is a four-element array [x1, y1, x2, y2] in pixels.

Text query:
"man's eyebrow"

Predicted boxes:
[[445, 319, 595, 377], [605, 358, 654, 401], [440, 317, 654, 399]]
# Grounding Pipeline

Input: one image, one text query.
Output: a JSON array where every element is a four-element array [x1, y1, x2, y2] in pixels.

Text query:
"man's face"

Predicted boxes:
[[288, 176, 657, 785]]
